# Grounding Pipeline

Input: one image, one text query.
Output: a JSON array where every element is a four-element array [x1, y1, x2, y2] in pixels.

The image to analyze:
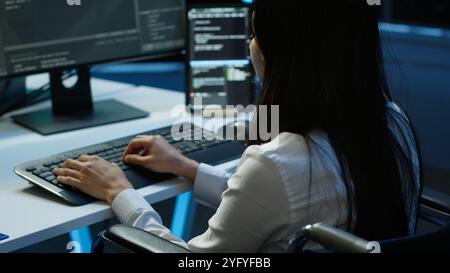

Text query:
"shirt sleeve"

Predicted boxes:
[[110, 161, 233, 249], [192, 163, 232, 209], [111, 189, 188, 248], [187, 148, 290, 253], [112, 147, 289, 253], [112, 160, 231, 221]]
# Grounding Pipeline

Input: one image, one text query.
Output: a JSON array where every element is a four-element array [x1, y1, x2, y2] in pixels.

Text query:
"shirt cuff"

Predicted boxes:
[[193, 163, 229, 209], [111, 189, 152, 225]]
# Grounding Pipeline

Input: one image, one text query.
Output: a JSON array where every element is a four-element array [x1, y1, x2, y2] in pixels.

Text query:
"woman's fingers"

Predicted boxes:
[[54, 168, 81, 179], [63, 159, 85, 171], [57, 176, 81, 187], [123, 137, 154, 158], [79, 155, 99, 162], [124, 154, 153, 166]]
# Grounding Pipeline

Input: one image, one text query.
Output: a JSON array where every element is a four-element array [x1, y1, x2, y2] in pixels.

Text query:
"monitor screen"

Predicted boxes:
[[0, 0, 185, 78], [187, 5, 253, 108]]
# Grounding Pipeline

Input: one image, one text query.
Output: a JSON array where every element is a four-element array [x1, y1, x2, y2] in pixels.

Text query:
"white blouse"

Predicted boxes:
[[112, 131, 350, 253], [111, 102, 419, 253]]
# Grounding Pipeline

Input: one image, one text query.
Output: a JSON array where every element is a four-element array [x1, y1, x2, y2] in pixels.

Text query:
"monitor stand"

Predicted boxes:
[[12, 67, 149, 136]]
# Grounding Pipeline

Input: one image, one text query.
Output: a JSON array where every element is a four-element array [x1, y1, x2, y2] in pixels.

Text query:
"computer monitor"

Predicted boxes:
[[186, 3, 254, 110], [0, 0, 185, 135]]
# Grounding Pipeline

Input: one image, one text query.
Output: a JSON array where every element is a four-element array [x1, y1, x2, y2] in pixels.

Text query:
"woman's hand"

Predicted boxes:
[[53, 155, 133, 205], [123, 135, 199, 182]]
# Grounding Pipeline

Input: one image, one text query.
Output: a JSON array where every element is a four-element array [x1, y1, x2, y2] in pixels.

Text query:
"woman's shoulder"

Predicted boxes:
[[239, 133, 312, 178], [246, 132, 308, 157]]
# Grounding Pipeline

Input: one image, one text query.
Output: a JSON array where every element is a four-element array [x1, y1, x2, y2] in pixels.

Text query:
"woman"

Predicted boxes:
[[54, 0, 422, 252]]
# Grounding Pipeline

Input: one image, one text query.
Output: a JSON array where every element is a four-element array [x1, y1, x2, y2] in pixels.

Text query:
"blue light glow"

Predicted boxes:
[[170, 191, 193, 239], [69, 227, 92, 253], [379, 22, 449, 38]]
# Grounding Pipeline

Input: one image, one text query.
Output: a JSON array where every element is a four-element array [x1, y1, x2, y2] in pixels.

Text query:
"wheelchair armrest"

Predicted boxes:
[[101, 224, 191, 253], [421, 187, 450, 216], [291, 223, 375, 253]]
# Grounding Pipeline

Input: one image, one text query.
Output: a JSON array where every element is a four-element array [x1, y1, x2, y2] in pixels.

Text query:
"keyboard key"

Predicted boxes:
[[19, 125, 234, 203], [121, 165, 130, 171], [113, 150, 124, 156], [114, 142, 128, 148], [33, 168, 50, 175], [39, 172, 53, 179], [50, 179, 59, 185], [187, 142, 202, 149], [44, 174, 56, 182], [201, 141, 220, 148], [172, 143, 183, 151]]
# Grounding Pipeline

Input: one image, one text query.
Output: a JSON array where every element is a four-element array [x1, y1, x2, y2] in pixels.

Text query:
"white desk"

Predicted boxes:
[[0, 78, 239, 252]]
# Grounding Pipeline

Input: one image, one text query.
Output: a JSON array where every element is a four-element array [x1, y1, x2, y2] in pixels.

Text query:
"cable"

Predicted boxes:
[[0, 71, 76, 116], [0, 79, 11, 100]]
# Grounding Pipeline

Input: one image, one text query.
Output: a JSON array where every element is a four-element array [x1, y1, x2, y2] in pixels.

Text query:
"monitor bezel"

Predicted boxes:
[[0, 2, 186, 80], [185, 2, 255, 109]]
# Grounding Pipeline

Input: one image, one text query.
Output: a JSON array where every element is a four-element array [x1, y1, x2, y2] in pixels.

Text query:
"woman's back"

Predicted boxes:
[[250, 0, 423, 241], [245, 131, 348, 252], [217, 101, 421, 252]]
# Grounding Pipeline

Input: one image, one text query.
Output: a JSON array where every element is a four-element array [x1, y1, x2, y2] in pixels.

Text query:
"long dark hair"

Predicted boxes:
[[252, 0, 423, 240]]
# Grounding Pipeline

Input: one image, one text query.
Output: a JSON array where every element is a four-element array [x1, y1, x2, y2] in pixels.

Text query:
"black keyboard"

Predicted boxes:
[[15, 124, 246, 206]]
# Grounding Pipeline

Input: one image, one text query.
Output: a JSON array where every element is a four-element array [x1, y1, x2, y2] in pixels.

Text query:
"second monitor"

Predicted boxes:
[[186, 4, 254, 110]]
